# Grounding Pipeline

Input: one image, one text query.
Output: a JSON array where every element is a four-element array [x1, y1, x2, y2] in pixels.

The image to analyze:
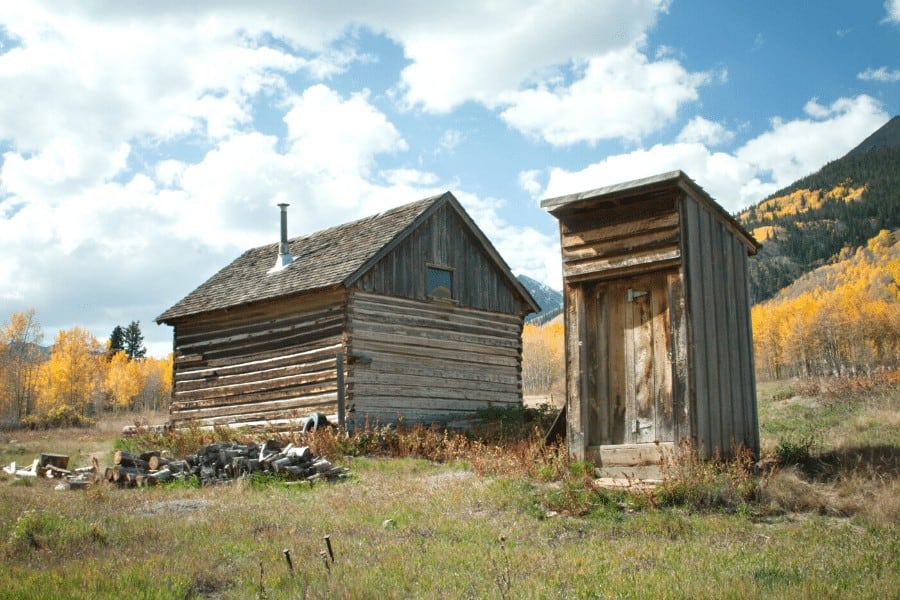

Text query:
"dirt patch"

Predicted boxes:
[[138, 499, 214, 516], [425, 469, 474, 490]]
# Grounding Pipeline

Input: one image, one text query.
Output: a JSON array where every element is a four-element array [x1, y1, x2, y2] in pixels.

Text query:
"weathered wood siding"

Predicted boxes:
[[549, 173, 759, 464], [345, 291, 523, 425], [355, 202, 527, 315], [168, 289, 347, 429], [680, 195, 759, 456], [558, 194, 681, 283], [568, 271, 685, 456]]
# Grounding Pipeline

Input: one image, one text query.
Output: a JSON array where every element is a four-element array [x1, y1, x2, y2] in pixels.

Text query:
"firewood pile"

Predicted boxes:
[[108, 440, 349, 488], [3, 440, 349, 490]]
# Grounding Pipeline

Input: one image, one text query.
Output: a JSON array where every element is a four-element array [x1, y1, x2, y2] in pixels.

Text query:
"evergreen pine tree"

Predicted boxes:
[[123, 321, 146, 360], [108, 325, 125, 359]]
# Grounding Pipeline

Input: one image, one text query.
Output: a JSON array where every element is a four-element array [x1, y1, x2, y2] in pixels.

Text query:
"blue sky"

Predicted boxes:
[[1, 1, 897, 356]]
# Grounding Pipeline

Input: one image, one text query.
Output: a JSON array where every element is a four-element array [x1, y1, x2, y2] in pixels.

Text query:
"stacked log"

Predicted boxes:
[[104, 439, 348, 488]]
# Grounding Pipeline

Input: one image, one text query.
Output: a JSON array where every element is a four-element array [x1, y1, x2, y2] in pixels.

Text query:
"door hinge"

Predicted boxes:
[[627, 288, 648, 302]]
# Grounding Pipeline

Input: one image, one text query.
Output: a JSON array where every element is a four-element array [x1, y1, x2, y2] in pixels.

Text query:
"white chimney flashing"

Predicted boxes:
[[268, 203, 294, 274]]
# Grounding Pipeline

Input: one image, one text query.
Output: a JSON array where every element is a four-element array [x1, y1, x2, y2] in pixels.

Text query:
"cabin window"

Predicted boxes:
[[426, 266, 454, 301]]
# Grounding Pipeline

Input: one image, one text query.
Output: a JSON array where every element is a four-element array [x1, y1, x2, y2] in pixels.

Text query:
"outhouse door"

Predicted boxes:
[[619, 273, 675, 444]]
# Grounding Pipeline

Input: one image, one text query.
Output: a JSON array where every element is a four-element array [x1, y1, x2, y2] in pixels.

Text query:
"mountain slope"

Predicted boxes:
[[517, 275, 563, 323], [739, 116, 900, 303], [751, 228, 899, 378]]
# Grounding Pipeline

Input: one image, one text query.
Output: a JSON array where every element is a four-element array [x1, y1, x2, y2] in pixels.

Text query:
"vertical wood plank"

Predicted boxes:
[[652, 275, 674, 442], [595, 286, 610, 445], [667, 271, 690, 441], [630, 286, 656, 443], [700, 207, 723, 456], [682, 198, 709, 453], [585, 283, 601, 445], [735, 248, 760, 454], [712, 220, 734, 453], [565, 283, 587, 460], [723, 229, 744, 450], [608, 282, 626, 444]]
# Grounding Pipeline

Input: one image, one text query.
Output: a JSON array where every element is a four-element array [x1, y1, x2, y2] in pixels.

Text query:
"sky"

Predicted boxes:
[[1, 1, 898, 357]]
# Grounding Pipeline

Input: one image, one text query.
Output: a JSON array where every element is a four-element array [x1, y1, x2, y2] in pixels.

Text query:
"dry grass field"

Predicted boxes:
[[0, 377, 897, 599]]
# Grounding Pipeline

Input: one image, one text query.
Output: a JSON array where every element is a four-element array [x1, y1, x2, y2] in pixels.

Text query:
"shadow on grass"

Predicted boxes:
[[812, 444, 899, 480]]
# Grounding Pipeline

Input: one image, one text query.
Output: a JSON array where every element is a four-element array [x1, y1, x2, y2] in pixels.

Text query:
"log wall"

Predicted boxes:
[[168, 289, 347, 429], [345, 291, 524, 426]]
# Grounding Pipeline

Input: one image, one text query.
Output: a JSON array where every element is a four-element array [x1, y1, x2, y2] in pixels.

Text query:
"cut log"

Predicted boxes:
[[111, 465, 140, 484], [285, 446, 312, 461], [148, 455, 172, 471], [114, 451, 150, 471]]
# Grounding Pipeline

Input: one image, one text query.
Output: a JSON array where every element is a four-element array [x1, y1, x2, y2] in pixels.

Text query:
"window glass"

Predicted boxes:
[[427, 267, 453, 300]]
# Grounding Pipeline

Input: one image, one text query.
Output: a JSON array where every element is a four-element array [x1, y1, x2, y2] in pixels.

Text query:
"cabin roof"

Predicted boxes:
[[156, 192, 538, 323], [540, 170, 759, 254]]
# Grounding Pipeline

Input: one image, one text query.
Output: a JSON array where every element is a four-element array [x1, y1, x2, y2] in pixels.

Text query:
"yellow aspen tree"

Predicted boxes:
[[136, 355, 173, 412], [522, 323, 553, 395], [0, 309, 45, 422], [105, 351, 142, 412], [40, 327, 103, 415], [542, 320, 566, 399]]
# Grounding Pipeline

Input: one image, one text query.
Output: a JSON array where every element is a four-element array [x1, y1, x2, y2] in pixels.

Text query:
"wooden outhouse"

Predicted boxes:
[[541, 171, 760, 465], [156, 192, 539, 430]]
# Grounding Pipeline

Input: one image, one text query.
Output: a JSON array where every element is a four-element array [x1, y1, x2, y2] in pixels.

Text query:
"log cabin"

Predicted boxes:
[[541, 171, 760, 468], [156, 192, 539, 431]]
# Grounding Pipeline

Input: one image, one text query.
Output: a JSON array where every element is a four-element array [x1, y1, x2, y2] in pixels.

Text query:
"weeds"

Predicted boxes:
[[653, 441, 759, 512], [6, 510, 107, 555]]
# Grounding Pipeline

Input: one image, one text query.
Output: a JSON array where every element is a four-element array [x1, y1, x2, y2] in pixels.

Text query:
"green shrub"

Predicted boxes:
[[20, 405, 95, 430], [775, 435, 816, 468]]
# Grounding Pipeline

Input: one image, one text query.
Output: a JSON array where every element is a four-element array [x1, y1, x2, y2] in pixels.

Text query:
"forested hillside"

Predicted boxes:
[[751, 228, 899, 380], [739, 116, 900, 303]]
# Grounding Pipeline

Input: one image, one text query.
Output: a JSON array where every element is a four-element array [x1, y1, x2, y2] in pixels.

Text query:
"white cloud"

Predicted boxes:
[[858, 66, 900, 82], [499, 47, 711, 145], [677, 117, 734, 146], [284, 85, 407, 177], [0, 3, 360, 195], [389, 0, 667, 113], [884, 0, 900, 24], [436, 129, 463, 154], [737, 96, 888, 188], [542, 95, 889, 212], [518, 169, 545, 199]]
